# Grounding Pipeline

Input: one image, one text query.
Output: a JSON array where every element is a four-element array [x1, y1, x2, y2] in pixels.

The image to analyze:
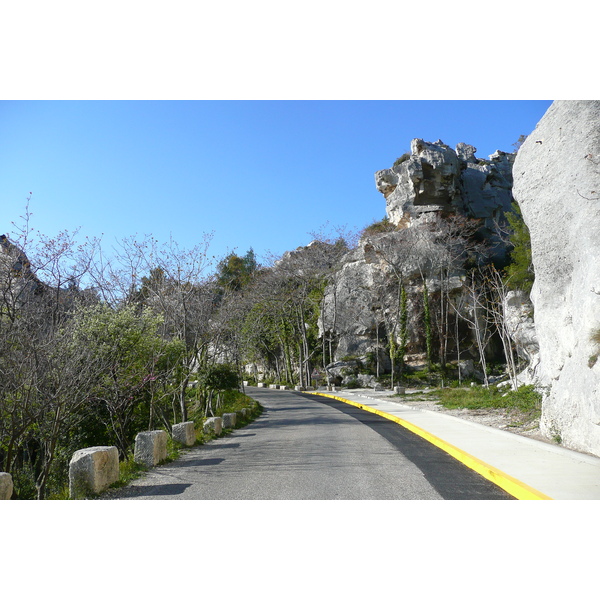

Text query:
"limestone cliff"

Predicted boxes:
[[512, 100, 600, 456], [321, 139, 517, 378], [375, 138, 515, 250]]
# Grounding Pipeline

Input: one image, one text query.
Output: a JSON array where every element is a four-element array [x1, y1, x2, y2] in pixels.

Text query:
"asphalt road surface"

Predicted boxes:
[[105, 388, 514, 500]]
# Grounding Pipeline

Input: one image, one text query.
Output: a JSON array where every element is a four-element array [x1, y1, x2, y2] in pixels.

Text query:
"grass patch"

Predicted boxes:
[[111, 454, 149, 489], [436, 384, 542, 416]]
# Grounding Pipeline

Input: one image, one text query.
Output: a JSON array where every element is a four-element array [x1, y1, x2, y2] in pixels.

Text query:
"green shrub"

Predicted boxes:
[[360, 217, 396, 238], [504, 201, 534, 293], [393, 153, 410, 168]]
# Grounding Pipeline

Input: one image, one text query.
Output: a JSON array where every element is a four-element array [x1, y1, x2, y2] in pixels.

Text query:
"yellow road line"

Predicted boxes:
[[307, 392, 552, 500]]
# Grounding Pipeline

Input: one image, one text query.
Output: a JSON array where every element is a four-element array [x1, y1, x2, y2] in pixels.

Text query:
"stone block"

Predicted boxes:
[[69, 446, 119, 499], [203, 417, 222, 435], [134, 430, 168, 467], [222, 412, 236, 429], [257, 382, 265, 388], [0, 472, 13, 500], [172, 421, 196, 446], [394, 386, 406, 395], [269, 384, 277, 389]]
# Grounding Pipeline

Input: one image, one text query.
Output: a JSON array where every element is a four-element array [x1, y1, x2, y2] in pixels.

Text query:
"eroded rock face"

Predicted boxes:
[[503, 290, 540, 386], [0, 234, 47, 300], [320, 223, 466, 364], [513, 100, 600, 455], [375, 139, 515, 244]]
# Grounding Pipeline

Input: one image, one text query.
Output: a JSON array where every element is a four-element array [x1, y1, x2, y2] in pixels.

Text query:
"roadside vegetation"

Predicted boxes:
[[393, 383, 542, 432], [54, 391, 261, 499], [417, 384, 541, 414]]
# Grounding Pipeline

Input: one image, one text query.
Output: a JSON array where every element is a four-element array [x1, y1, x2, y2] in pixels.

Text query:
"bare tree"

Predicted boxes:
[[484, 265, 519, 389], [449, 268, 494, 387]]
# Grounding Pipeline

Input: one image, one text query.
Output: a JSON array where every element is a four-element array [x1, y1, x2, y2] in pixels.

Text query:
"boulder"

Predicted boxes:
[[68, 446, 120, 499], [458, 359, 474, 378], [203, 417, 222, 435], [134, 430, 168, 467], [513, 100, 600, 455], [172, 421, 196, 447], [0, 472, 13, 500]]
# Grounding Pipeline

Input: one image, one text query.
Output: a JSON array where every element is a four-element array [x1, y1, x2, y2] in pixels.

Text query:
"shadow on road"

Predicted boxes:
[[113, 483, 193, 498], [179, 457, 225, 467]]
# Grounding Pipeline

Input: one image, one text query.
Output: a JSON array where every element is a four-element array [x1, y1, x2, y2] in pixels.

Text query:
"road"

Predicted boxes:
[[105, 388, 514, 500]]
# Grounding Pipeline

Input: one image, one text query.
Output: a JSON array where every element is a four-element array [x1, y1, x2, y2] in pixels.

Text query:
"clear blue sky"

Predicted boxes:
[[1, 100, 552, 271]]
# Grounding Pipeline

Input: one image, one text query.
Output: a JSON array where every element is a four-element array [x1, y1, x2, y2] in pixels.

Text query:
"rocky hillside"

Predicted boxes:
[[320, 139, 519, 381]]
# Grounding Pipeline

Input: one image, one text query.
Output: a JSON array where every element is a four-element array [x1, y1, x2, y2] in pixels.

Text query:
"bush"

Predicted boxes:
[[393, 153, 410, 168], [504, 201, 534, 293], [360, 217, 396, 239]]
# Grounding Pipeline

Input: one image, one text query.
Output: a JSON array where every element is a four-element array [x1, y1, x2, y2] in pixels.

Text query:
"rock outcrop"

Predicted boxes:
[[320, 219, 469, 370], [0, 234, 46, 299], [321, 139, 517, 372], [375, 138, 515, 252], [513, 100, 600, 456]]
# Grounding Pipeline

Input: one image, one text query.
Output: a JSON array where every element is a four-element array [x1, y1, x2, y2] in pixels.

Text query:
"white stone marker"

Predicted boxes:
[[172, 421, 196, 446], [0, 472, 13, 500], [222, 412, 237, 429], [134, 430, 168, 467], [203, 416, 223, 435], [69, 446, 120, 499]]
